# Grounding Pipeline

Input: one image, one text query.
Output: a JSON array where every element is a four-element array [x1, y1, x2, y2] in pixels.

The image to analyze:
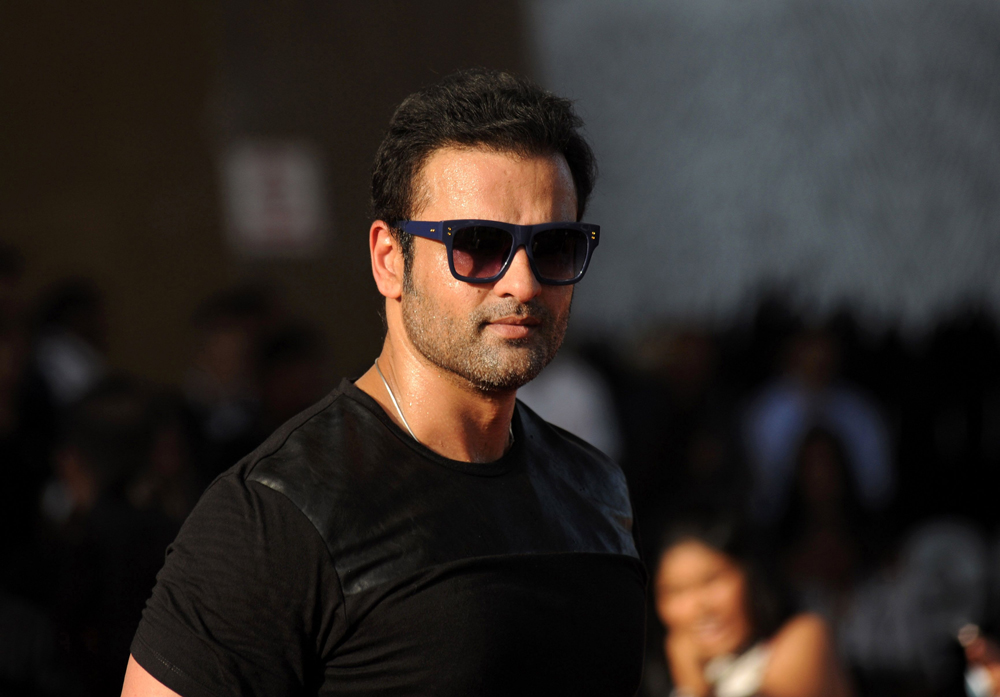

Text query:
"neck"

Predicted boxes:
[[355, 334, 517, 463]]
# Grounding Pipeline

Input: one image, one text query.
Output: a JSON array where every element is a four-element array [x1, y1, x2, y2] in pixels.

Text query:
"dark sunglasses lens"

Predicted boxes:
[[451, 226, 513, 279], [531, 228, 588, 281]]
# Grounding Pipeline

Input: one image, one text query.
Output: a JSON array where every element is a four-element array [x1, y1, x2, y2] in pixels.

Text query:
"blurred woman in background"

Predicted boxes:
[[652, 521, 853, 697], [777, 427, 875, 620]]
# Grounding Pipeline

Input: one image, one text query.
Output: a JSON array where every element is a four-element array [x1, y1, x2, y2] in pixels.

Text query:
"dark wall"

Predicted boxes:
[[0, 0, 529, 383]]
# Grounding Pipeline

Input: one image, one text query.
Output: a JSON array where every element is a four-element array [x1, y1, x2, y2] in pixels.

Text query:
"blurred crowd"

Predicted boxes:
[[526, 296, 1000, 696], [3, 236, 1000, 695], [0, 243, 333, 695]]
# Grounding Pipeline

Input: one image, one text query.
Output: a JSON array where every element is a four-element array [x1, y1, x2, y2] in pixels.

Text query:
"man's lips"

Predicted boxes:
[[490, 316, 541, 326], [486, 316, 541, 338]]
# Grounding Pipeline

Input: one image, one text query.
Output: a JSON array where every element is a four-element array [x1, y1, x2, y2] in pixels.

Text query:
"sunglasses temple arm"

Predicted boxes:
[[396, 221, 445, 242]]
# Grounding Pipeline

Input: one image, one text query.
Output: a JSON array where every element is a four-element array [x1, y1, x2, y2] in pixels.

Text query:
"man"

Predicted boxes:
[[122, 69, 645, 697]]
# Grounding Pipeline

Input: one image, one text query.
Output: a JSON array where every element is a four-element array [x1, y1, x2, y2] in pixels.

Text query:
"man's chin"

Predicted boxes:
[[470, 373, 536, 394], [465, 351, 550, 393]]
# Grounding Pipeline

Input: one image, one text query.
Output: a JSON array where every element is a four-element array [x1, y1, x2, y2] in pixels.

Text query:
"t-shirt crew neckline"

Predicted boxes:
[[338, 377, 522, 477]]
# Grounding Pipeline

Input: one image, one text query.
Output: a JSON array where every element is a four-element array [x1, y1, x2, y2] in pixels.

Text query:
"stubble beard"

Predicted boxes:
[[400, 274, 570, 394]]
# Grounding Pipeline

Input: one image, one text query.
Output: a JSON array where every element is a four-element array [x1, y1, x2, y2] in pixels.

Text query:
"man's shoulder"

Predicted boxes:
[[214, 381, 396, 532], [240, 384, 360, 479], [515, 399, 634, 523]]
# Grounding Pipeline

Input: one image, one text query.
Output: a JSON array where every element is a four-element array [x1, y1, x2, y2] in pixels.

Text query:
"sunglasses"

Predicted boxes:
[[395, 219, 600, 285]]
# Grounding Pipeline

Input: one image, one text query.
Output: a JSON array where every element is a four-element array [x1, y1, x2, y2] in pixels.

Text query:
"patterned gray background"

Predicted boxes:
[[528, 0, 1000, 334]]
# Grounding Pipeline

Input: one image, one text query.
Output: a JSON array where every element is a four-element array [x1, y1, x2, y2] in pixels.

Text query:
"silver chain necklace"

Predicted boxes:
[[373, 359, 514, 448], [375, 359, 419, 441]]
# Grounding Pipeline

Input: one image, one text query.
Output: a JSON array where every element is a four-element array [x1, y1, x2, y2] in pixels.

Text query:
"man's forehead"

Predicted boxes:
[[411, 146, 577, 222]]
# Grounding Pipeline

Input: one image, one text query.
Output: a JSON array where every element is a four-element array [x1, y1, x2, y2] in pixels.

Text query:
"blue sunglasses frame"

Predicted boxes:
[[395, 219, 601, 285]]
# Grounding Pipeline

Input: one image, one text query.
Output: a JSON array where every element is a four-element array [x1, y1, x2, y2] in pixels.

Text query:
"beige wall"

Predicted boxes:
[[0, 1, 529, 384]]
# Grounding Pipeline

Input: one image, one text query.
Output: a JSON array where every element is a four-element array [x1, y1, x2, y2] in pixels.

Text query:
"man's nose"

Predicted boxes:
[[493, 247, 541, 303]]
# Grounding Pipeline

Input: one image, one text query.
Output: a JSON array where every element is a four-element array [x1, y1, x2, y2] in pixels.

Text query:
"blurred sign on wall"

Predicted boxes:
[[221, 141, 330, 258]]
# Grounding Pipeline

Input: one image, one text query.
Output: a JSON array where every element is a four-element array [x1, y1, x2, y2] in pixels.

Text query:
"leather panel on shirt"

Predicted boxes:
[[245, 380, 637, 596]]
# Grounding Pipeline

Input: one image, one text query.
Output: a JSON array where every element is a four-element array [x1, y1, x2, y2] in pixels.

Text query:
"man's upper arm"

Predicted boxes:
[[122, 655, 181, 697], [128, 474, 345, 697]]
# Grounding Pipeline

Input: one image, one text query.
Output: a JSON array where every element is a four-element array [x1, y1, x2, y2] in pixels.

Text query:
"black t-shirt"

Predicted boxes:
[[132, 380, 646, 696]]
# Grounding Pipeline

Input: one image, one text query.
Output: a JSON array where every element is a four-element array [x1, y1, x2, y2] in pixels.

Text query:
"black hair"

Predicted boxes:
[[776, 425, 874, 564], [61, 376, 154, 498], [0, 243, 24, 280], [193, 284, 274, 332], [257, 322, 323, 376], [657, 518, 793, 643], [35, 278, 102, 330], [370, 68, 597, 270]]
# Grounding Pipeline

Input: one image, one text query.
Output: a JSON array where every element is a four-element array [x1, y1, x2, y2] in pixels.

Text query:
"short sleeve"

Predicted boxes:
[[131, 474, 345, 697]]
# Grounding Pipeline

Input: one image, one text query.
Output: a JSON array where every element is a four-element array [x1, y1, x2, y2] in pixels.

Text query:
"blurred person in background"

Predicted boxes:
[[743, 327, 893, 527], [183, 284, 277, 481], [0, 305, 47, 597], [0, 246, 51, 600], [775, 427, 877, 622], [254, 321, 330, 436], [961, 627, 1000, 697], [27, 278, 108, 410], [127, 392, 201, 524], [0, 586, 76, 696], [0, 263, 70, 697], [838, 521, 989, 694], [46, 376, 176, 696], [21, 278, 111, 519], [0, 242, 25, 327], [620, 326, 745, 559], [0, 313, 26, 441], [647, 520, 853, 697]]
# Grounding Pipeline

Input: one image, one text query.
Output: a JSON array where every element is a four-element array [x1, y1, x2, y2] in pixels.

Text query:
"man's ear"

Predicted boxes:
[[370, 220, 404, 300]]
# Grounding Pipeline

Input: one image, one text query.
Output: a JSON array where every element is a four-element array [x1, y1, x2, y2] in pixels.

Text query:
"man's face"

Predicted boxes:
[[400, 146, 577, 393]]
